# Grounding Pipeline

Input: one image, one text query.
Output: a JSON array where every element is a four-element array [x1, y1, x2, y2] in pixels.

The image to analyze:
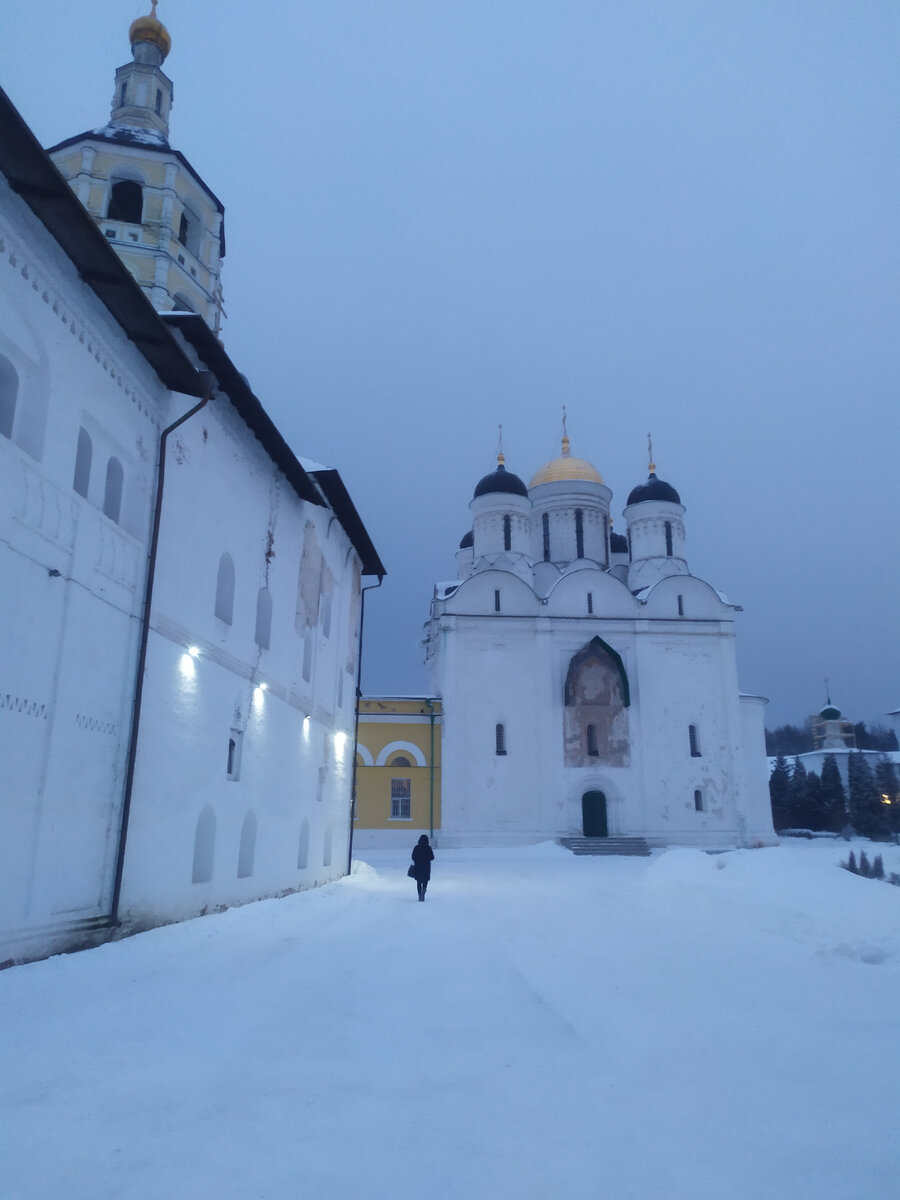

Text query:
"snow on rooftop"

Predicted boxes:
[[298, 455, 332, 474]]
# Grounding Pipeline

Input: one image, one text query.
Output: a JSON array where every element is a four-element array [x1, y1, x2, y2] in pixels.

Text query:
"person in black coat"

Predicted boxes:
[[410, 834, 434, 901]]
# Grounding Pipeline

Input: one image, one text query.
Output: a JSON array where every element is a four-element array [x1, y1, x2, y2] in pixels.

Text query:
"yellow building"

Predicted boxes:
[[354, 698, 441, 843]]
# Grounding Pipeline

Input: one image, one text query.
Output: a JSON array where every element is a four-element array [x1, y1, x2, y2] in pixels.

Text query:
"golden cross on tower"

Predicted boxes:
[[496, 423, 504, 467], [647, 433, 656, 474], [561, 405, 570, 456]]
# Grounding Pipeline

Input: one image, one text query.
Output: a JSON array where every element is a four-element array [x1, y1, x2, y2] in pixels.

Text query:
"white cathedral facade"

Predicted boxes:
[[0, 8, 382, 965], [425, 437, 776, 848]]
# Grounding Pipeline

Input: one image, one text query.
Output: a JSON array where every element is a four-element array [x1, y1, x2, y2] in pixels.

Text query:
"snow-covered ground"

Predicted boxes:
[[2, 839, 899, 1200]]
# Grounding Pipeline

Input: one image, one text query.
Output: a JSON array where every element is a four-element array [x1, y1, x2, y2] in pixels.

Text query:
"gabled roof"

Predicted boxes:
[[0, 87, 202, 397], [305, 465, 386, 579], [163, 315, 385, 576], [162, 312, 321, 507]]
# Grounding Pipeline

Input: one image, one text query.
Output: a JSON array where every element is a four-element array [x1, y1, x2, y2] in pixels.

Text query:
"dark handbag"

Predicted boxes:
[[407, 865, 416, 878]]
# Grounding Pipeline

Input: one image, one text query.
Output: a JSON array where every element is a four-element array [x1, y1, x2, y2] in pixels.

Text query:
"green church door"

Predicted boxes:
[[582, 791, 608, 837]]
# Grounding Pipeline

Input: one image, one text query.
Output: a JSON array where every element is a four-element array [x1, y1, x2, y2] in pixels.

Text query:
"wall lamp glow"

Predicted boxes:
[[187, 645, 200, 658], [179, 653, 196, 679], [253, 683, 267, 705], [334, 731, 347, 758]]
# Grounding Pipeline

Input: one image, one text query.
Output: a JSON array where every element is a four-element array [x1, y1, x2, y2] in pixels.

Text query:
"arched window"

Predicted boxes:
[[587, 724, 599, 756], [102, 456, 124, 523], [255, 587, 272, 650], [665, 521, 673, 557], [390, 755, 412, 768], [119, 82, 127, 106], [107, 179, 143, 224], [627, 530, 632, 562], [0, 355, 17, 440], [154, 88, 162, 115], [192, 806, 216, 883], [542, 512, 550, 562], [689, 725, 701, 757], [575, 509, 584, 559], [297, 819, 310, 870], [226, 728, 242, 780], [503, 514, 511, 552], [694, 789, 704, 812], [178, 205, 202, 256], [215, 553, 235, 624], [237, 811, 257, 878], [73, 427, 92, 498], [495, 723, 507, 756]]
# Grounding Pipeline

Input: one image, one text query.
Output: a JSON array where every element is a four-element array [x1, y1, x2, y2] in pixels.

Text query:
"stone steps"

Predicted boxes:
[[559, 836, 652, 857]]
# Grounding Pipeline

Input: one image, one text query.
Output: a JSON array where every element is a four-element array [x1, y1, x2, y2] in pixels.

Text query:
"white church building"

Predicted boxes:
[[425, 435, 775, 848], [0, 8, 383, 966]]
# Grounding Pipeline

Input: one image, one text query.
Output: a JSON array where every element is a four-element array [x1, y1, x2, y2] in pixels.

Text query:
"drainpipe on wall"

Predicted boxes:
[[347, 574, 384, 876], [110, 372, 216, 926], [424, 697, 436, 840]]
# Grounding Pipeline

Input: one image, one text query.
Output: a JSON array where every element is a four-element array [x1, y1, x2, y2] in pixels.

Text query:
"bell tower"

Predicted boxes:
[[47, 4, 226, 334]]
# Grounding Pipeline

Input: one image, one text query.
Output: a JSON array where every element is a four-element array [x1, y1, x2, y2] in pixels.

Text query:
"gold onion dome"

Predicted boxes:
[[530, 435, 603, 487], [130, 2, 171, 60]]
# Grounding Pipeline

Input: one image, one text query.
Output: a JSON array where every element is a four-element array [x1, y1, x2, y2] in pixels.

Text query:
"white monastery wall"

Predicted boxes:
[[0, 178, 173, 962], [117, 391, 360, 928]]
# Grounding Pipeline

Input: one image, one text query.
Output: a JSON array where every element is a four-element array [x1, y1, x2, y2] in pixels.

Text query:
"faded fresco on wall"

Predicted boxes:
[[563, 638, 630, 767]]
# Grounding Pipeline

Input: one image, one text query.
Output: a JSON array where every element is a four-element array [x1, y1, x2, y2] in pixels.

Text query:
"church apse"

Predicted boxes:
[[563, 637, 630, 768]]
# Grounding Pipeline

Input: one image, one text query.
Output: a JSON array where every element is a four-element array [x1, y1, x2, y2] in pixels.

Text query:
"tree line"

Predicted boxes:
[[770, 752, 900, 840], [765, 722, 898, 757]]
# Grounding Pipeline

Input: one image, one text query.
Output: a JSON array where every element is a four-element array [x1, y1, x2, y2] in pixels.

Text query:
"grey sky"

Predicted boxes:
[[5, 1, 898, 729]]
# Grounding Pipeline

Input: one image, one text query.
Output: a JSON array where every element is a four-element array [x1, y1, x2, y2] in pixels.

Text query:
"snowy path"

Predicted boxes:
[[2, 841, 899, 1199]]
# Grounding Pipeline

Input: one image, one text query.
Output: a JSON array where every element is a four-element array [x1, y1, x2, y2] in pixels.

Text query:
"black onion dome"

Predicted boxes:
[[472, 463, 528, 500], [610, 531, 628, 554], [459, 530, 474, 549], [626, 472, 681, 506]]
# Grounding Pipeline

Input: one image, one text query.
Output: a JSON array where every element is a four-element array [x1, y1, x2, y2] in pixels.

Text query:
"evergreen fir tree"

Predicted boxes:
[[873, 855, 884, 880], [848, 752, 889, 840], [787, 757, 810, 828], [820, 754, 847, 833], [859, 849, 870, 876], [805, 770, 826, 831], [769, 755, 792, 829], [846, 850, 857, 873]]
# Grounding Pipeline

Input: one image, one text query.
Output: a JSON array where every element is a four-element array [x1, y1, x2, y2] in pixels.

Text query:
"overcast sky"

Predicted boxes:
[[4, 1, 898, 729]]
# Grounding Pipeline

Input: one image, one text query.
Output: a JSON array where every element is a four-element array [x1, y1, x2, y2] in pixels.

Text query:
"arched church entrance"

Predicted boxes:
[[582, 790, 608, 837]]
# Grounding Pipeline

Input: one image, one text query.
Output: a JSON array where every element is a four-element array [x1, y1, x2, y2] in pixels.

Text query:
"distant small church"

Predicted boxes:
[[421, 428, 776, 848]]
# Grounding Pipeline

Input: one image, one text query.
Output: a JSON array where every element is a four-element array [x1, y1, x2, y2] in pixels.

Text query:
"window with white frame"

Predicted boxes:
[[391, 778, 411, 820]]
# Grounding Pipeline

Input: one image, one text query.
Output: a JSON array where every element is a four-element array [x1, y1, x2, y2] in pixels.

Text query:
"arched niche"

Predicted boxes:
[[563, 637, 630, 768], [192, 805, 216, 884]]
